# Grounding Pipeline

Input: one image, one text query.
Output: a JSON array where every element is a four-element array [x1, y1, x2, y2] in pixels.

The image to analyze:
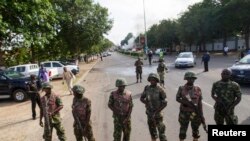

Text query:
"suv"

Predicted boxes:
[[8, 64, 39, 77], [0, 70, 32, 102]]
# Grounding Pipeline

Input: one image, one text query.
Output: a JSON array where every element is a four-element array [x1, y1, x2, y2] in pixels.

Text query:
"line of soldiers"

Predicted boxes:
[[33, 67, 241, 141]]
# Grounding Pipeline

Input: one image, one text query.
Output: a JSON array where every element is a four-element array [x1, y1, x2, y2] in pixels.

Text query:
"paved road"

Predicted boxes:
[[1, 52, 249, 141]]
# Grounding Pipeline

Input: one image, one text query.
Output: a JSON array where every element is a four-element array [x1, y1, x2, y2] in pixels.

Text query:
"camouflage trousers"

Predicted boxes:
[[43, 122, 66, 141], [147, 114, 167, 141], [214, 107, 238, 125], [158, 72, 165, 81], [178, 111, 201, 140], [113, 116, 131, 141], [74, 121, 95, 141]]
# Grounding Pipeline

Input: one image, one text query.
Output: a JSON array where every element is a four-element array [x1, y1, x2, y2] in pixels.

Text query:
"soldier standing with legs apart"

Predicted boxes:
[[140, 73, 168, 141], [211, 69, 242, 125], [157, 58, 168, 88], [72, 85, 95, 141], [108, 78, 133, 141], [39, 82, 66, 141], [27, 74, 42, 120], [176, 72, 206, 141], [134, 57, 143, 83]]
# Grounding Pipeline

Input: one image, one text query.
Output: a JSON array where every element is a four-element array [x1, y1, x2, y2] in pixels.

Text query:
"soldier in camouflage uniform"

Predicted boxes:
[[176, 72, 205, 141], [157, 58, 168, 88], [140, 73, 168, 141], [134, 57, 143, 83], [108, 78, 133, 141], [211, 69, 242, 125], [39, 82, 66, 141], [72, 85, 95, 141]]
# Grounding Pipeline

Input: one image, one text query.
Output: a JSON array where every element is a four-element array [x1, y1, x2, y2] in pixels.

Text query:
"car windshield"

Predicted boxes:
[[178, 53, 192, 58], [238, 55, 250, 64], [3, 70, 25, 79]]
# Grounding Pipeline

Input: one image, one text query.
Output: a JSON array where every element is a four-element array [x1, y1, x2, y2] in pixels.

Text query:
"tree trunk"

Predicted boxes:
[[245, 26, 250, 50], [223, 33, 227, 48], [30, 43, 35, 63]]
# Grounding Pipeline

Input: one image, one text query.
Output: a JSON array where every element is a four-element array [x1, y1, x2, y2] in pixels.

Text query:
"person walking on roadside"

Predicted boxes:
[[27, 74, 42, 120], [39, 82, 66, 141], [108, 78, 133, 141], [211, 69, 242, 125], [157, 58, 168, 88], [62, 67, 74, 95], [223, 46, 229, 56], [72, 85, 95, 141], [148, 50, 153, 65], [159, 50, 164, 60], [201, 51, 210, 72], [38, 64, 50, 83], [134, 57, 143, 83], [176, 72, 206, 141], [140, 73, 168, 141]]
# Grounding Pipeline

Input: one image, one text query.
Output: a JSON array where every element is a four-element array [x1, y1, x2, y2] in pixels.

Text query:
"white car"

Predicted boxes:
[[8, 64, 39, 77], [41, 61, 79, 79], [175, 52, 196, 68]]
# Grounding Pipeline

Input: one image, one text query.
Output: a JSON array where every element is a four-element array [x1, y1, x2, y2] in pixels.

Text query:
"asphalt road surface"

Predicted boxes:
[[1, 52, 249, 141]]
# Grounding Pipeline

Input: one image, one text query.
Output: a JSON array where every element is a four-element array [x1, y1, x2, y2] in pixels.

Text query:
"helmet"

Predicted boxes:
[[147, 73, 160, 82], [159, 58, 164, 62], [138, 57, 141, 60], [184, 72, 197, 80], [42, 82, 53, 89], [115, 78, 127, 87], [72, 85, 85, 95]]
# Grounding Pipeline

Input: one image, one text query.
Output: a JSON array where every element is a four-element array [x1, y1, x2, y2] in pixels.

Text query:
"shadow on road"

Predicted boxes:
[[240, 116, 250, 125], [0, 99, 29, 108], [0, 118, 33, 130]]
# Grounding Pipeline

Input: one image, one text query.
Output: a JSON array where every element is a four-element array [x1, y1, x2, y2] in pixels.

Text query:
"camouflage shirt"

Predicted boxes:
[[212, 80, 242, 105]]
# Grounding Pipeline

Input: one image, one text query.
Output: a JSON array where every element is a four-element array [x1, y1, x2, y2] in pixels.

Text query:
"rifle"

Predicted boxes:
[[146, 94, 157, 126], [182, 97, 208, 133], [72, 112, 87, 140], [42, 96, 51, 136]]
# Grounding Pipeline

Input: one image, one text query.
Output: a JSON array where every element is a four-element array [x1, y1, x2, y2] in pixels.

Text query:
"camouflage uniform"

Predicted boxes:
[[108, 78, 133, 141], [140, 73, 167, 141], [40, 83, 66, 141], [212, 80, 241, 125], [157, 59, 168, 87], [176, 72, 204, 141], [72, 85, 95, 141], [134, 58, 143, 83]]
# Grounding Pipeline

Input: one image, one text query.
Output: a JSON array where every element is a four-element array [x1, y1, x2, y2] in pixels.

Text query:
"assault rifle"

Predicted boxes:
[[182, 97, 208, 133], [42, 96, 51, 136], [72, 112, 87, 140], [146, 94, 156, 126]]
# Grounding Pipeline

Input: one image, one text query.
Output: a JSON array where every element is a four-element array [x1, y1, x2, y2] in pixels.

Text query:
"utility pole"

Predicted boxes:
[[143, 0, 148, 54]]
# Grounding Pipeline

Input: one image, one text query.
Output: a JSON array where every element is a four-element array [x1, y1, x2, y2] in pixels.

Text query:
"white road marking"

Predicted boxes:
[[202, 101, 213, 108]]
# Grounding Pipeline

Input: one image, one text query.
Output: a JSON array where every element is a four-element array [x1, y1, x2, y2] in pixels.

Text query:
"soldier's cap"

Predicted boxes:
[[42, 82, 53, 89], [72, 85, 85, 95], [159, 58, 164, 62], [184, 71, 197, 80], [116, 78, 127, 87]]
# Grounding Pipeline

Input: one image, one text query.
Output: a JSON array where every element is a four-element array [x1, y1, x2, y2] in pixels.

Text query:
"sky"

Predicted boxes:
[[94, 0, 202, 45]]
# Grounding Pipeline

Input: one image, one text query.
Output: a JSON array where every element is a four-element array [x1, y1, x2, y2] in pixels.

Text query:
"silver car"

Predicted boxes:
[[175, 52, 196, 68]]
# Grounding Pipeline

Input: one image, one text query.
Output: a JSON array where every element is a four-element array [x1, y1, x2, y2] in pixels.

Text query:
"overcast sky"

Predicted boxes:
[[94, 0, 202, 45]]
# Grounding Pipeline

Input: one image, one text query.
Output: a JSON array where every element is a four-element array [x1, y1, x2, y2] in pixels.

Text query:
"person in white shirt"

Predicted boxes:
[[224, 46, 229, 56], [62, 67, 75, 95]]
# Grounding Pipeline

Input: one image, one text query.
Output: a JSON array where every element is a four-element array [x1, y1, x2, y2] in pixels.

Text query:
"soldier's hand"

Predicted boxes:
[[39, 121, 44, 127]]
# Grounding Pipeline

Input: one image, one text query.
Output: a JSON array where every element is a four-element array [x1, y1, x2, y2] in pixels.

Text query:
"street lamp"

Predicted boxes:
[[143, 0, 148, 54]]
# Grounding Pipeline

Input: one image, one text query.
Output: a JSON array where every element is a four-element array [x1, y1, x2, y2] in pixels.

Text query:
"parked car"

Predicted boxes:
[[229, 54, 250, 83], [8, 64, 39, 77], [0, 70, 32, 102], [41, 61, 79, 79], [175, 52, 196, 68]]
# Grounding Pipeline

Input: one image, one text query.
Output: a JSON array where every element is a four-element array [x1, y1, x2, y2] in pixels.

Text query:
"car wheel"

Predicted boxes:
[[12, 89, 27, 102]]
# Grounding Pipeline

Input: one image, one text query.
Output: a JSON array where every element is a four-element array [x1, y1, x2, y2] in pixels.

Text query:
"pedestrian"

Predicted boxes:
[[211, 69, 242, 125], [72, 85, 95, 141], [38, 64, 50, 83], [39, 82, 66, 141], [108, 78, 133, 141], [159, 50, 164, 60], [134, 57, 143, 83], [148, 50, 153, 65], [140, 73, 168, 141], [27, 74, 42, 120], [201, 51, 210, 72], [62, 67, 75, 95], [157, 58, 168, 88], [176, 72, 206, 141], [223, 46, 228, 56]]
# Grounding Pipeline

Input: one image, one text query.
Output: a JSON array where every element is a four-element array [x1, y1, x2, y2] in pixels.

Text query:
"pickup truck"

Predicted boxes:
[[0, 70, 33, 102], [41, 61, 79, 79]]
